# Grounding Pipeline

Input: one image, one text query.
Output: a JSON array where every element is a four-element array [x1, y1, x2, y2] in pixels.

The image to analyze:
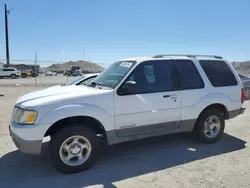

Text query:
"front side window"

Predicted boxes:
[[92, 61, 136, 88], [3, 69, 15, 71], [200, 60, 238, 87], [119, 60, 177, 95]]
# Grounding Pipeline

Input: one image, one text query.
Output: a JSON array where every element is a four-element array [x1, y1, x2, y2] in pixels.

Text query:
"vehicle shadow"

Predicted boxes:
[[0, 133, 246, 188]]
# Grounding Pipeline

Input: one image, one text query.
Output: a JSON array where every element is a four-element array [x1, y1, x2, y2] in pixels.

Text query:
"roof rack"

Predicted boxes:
[[152, 54, 223, 59]]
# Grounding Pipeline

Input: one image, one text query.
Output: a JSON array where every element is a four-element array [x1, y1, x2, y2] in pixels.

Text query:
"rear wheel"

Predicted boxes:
[[194, 108, 225, 144], [10, 74, 16, 79], [50, 125, 100, 173]]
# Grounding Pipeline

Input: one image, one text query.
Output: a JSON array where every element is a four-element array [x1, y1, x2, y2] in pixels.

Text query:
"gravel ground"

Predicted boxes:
[[0, 86, 250, 188]]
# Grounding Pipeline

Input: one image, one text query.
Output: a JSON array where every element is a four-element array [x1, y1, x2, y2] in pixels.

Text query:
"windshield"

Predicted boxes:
[[91, 61, 136, 88]]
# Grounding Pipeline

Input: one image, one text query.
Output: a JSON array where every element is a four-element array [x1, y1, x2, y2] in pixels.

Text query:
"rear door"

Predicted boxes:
[[114, 60, 182, 136]]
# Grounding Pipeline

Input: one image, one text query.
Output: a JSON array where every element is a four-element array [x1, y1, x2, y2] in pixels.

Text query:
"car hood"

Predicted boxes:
[[16, 85, 98, 105]]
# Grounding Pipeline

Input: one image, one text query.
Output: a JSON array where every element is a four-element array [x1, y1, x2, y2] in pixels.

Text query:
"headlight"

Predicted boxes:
[[13, 108, 38, 125], [20, 110, 38, 124]]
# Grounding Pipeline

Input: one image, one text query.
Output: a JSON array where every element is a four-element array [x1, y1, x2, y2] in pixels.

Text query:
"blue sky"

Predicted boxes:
[[0, 0, 249, 66]]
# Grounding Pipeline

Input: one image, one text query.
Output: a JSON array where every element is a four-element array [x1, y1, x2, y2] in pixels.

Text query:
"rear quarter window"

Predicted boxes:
[[199, 60, 238, 87]]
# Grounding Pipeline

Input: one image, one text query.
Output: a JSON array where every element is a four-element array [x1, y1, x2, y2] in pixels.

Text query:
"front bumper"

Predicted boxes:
[[10, 126, 42, 155], [228, 108, 246, 119]]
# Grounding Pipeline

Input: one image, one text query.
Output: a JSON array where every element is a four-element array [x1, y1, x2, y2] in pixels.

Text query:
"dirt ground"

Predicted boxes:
[[0, 74, 78, 87], [0, 86, 250, 188]]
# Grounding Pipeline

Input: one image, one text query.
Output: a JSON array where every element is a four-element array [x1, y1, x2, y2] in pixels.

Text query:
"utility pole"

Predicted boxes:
[[34, 52, 37, 86], [4, 4, 10, 67]]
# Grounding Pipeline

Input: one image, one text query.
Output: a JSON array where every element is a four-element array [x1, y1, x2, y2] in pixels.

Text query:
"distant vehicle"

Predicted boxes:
[[238, 74, 250, 100], [64, 66, 83, 76], [0, 67, 21, 79], [238, 74, 250, 81], [75, 69, 83, 76], [21, 70, 39, 78], [45, 71, 57, 76]]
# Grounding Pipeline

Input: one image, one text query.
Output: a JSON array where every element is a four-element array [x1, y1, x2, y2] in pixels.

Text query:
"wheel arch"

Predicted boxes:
[[44, 116, 107, 140], [197, 103, 229, 121]]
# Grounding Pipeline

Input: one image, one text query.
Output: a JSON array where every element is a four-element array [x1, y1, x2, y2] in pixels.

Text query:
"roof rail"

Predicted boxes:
[[152, 54, 223, 59]]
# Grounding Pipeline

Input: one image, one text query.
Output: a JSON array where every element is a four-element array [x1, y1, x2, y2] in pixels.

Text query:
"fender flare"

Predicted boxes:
[[37, 103, 113, 130]]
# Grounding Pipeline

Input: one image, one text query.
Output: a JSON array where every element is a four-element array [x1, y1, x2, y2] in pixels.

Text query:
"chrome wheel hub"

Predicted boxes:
[[69, 144, 81, 155], [59, 135, 92, 166], [207, 122, 215, 130], [203, 116, 221, 138]]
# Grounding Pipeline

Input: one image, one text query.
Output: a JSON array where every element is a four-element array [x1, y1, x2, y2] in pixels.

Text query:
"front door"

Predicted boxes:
[[2, 69, 11, 76], [114, 59, 182, 137]]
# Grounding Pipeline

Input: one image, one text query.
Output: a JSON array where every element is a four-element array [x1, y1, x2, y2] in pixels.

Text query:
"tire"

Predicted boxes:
[[10, 74, 16, 79], [50, 125, 100, 173], [194, 108, 225, 144], [21, 73, 27, 78]]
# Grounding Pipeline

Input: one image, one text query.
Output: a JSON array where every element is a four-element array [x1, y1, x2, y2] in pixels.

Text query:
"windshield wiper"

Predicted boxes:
[[98, 83, 113, 89]]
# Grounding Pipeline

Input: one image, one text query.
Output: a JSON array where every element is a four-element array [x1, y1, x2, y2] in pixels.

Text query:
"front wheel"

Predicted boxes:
[[194, 108, 225, 144], [10, 74, 16, 79], [50, 125, 100, 173]]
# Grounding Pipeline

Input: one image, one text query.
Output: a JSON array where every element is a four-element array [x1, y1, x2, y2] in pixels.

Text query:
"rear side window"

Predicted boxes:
[[175, 60, 204, 90], [200, 60, 237, 87], [3, 69, 15, 71]]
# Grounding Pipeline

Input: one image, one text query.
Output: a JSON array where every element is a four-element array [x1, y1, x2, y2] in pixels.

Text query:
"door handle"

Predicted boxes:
[[163, 95, 170, 98], [163, 94, 178, 99], [170, 94, 178, 99]]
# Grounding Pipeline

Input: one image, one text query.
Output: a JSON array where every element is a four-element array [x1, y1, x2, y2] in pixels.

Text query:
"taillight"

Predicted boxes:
[[241, 88, 245, 103]]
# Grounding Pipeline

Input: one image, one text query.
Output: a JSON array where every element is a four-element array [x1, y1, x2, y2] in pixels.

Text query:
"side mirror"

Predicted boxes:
[[118, 81, 137, 95], [124, 81, 137, 94]]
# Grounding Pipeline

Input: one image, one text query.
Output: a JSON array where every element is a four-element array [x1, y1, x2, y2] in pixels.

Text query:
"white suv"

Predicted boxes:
[[0, 67, 21, 79], [10, 54, 245, 173]]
